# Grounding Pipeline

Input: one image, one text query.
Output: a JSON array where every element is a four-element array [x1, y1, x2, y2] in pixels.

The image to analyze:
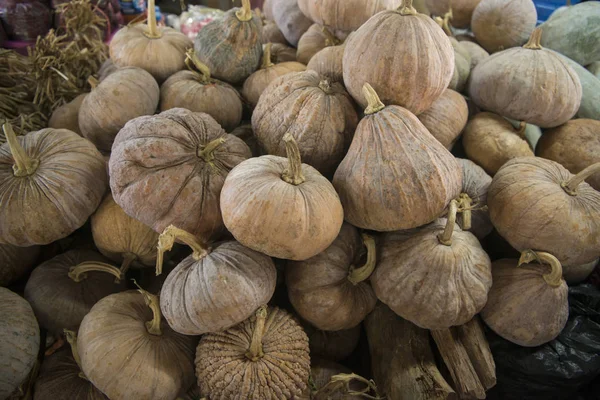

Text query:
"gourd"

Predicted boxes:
[[194, 0, 263, 84], [48, 93, 87, 135], [252, 70, 358, 176], [307, 41, 346, 82], [286, 224, 377, 331], [449, 44, 471, 93], [463, 112, 533, 175], [220, 133, 344, 260], [481, 251, 568, 346], [536, 119, 600, 191], [230, 124, 261, 157], [563, 259, 599, 285], [343, 0, 454, 114], [588, 62, 600, 78], [156, 225, 277, 335], [242, 43, 306, 108], [98, 59, 117, 82], [458, 158, 493, 240], [24, 250, 126, 336], [488, 157, 600, 266], [471, 0, 537, 53], [460, 41, 489, 69], [333, 84, 462, 231], [263, 0, 274, 20], [0, 123, 106, 246], [78, 289, 197, 400], [554, 52, 600, 121], [110, 108, 252, 242], [109, 0, 192, 83], [298, 0, 401, 32], [258, 10, 288, 45], [296, 24, 340, 65], [196, 306, 310, 399], [417, 88, 468, 150], [0, 243, 40, 287], [425, 0, 482, 28], [272, 0, 315, 46], [78, 68, 160, 152], [270, 42, 298, 62], [160, 50, 243, 131], [303, 324, 361, 361], [0, 288, 39, 400]]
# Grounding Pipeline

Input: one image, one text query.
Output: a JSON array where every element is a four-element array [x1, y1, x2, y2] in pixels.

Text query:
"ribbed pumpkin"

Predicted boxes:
[[270, 42, 298, 62], [417, 89, 468, 150], [296, 24, 340, 65], [0, 243, 40, 287], [298, 0, 401, 32], [458, 158, 493, 240], [98, 59, 117, 82], [303, 323, 361, 361], [307, 41, 346, 82], [48, 93, 87, 136], [342, 0, 454, 114], [425, 0, 482, 28], [271, 0, 313, 46], [333, 84, 462, 231]]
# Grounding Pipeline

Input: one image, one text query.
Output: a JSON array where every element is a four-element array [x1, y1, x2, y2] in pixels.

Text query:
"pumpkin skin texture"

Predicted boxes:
[[48, 93, 87, 136], [196, 306, 310, 400], [425, 0, 481, 28], [342, 3, 454, 114], [109, 108, 252, 242], [460, 41, 490, 69], [303, 323, 360, 361], [272, 0, 313, 47], [563, 259, 599, 285], [555, 52, 600, 121], [458, 158, 493, 240], [286, 224, 377, 331], [307, 42, 345, 82], [262, 20, 288, 45], [471, 0, 537, 53], [296, 24, 339, 65], [0, 127, 107, 247], [252, 71, 358, 176], [79, 67, 160, 152], [270, 42, 298, 62], [488, 157, 600, 266], [0, 243, 40, 287], [417, 89, 468, 150], [448, 48, 471, 93], [98, 59, 117, 82], [588, 62, 600, 79]]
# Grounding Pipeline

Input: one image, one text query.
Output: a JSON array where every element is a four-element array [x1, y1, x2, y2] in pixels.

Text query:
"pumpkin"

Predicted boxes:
[[194, 0, 263, 84], [458, 158, 493, 240], [468, 28, 582, 128], [263, 0, 274, 20], [536, 119, 600, 191], [160, 50, 243, 131], [471, 0, 537, 53], [242, 43, 306, 108], [463, 112, 534, 175], [481, 251, 568, 346], [0, 123, 106, 246], [230, 123, 261, 157], [78, 289, 197, 400], [425, 0, 482, 28], [0, 243, 40, 287], [488, 157, 600, 266], [588, 62, 600, 78], [196, 306, 311, 399], [157, 225, 277, 335], [417, 88, 468, 150], [24, 250, 126, 336], [97, 59, 117, 82], [342, 0, 454, 114], [109, 108, 252, 242], [48, 93, 87, 136], [0, 287, 39, 400], [287, 224, 377, 331], [303, 323, 361, 361], [460, 41, 490, 69], [78, 68, 160, 152], [252, 70, 358, 176], [563, 259, 599, 285], [449, 47, 471, 93], [298, 0, 401, 32], [307, 41, 345, 82], [109, 0, 192, 83], [272, 0, 313, 46], [555, 52, 600, 121], [333, 84, 462, 231], [297, 24, 340, 65], [270, 42, 298, 62], [262, 19, 288, 45], [372, 199, 492, 329], [220, 133, 344, 260]]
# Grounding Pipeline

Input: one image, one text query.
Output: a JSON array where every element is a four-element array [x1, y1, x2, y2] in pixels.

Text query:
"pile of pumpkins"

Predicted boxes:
[[1, 0, 600, 399]]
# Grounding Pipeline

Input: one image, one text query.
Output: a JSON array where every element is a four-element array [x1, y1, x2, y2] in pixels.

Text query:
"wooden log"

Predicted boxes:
[[456, 316, 496, 390]]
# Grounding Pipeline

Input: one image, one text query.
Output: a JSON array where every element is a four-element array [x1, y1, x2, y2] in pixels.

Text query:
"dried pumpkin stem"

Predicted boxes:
[[398, 0, 418, 15], [198, 137, 226, 165], [236, 0, 253, 22], [523, 27, 543, 50], [88, 76, 98, 89], [318, 79, 332, 93], [518, 250, 563, 287], [156, 225, 209, 275], [348, 234, 377, 285], [438, 199, 459, 246], [64, 329, 88, 380], [322, 26, 340, 47], [261, 43, 274, 69], [314, 373, 382, 400], [514, 121, 527, 140], [185, 49, 211, 80], [458, 193, 472, 231], [144, 0, 163, 39], [362, 83, 385, 115], [246, 306, 268, 361], [134, 281, 163, 335], [68, 261, 123, 283], [281, 133, 306, 185], [120, 253, 137, 277], [435, 9, 453, 36], [2, 123, 39, 177], [562, 162, 600, 195]]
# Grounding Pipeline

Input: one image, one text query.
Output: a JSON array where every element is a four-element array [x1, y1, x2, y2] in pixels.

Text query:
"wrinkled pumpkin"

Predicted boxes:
[[297, 24, 340, 65], [0, 243, 40, 287], [298, 0, 401, 32], [458, 158, 493, 240], [417, 88, 468, 150], [307, 41, 346, 82], [48, 93, 87, 136], [271, 0, 313, 46]]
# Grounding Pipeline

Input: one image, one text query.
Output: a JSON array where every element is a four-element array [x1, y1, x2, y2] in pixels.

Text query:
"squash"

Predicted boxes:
[[372, 199, 492, 329], [242, 43, 306, 108], [425, 0, 482, 28], [160, 50, 243, 131], [78, 289, 197, 400], [481, 251, 568, 346], [0, 123, 106, 246], [263, 0, 274, 20], [194, 0, 262, 84], [287, 224, 377, 331], [230, 124, 261, 156], [458, 158, 493, 240], [343, 0, 454, 114], [563, 259, 599, 285], [109, 0, 192, 83], [488, 157, 600, 266], [463, 112, 534, 175], [79, 68, 160, 152], [272, 0, 313, 46], [270, 42, 298, 62], [460, 41, 490, 69], [333, 84, 462, 231], [307, 41, 345, 82], [48, 93, 87, 136], [554, 52, 600, 121], [97, 59, 117, 82], [297, 24, 340, 65], [298, 0, 401, 32], [588, 62, 600, 78], [262, 19, 288, 45], [0, 243, 40, 287], [0, 287, 39, 400], [109, 108, 252, 242], [471, 0, 537, 53], [303, 323, 360, 361], [221, 133, 344, 260], [24, 250, 126, 336], [196, 306, 310, 399], [417, 88, 468, 150], [252, 70, 358, 176]]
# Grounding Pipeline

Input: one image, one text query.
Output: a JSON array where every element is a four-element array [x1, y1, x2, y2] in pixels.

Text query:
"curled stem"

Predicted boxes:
[[156, 225, 209, 275], [518, 250, 564, 287], [197, 137, 226, 165], [88, 76, 98, 89], [245, 306, 268, 361], [438, 199, 459, 246], [261, 43, 274, 69], [362, 83, 385, 115], [458, 193, 472, 231], [398, 0, 417, 15], [134, 280, 163, 335], [185, 48, 211, 81], [144, 0, 162, 39], [348, 234, 377, 285], [523, 27, 543, 50], [64, 329, 88, 380], [68, 261, 123, 283], [2, 123, 39, 177], [281, 133, 306, 185], [561, 162, 600, 195], [314, 373, 382, 400], [236, 0, 253, 22]]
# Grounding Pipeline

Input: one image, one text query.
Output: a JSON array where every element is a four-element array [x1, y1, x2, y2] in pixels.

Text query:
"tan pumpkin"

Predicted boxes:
[[460, 41, 490, 69], [481, 251, 568, 346], [109, 0, 192, 83], [303, 323, 361, 361], [343, 0, 454, 114], [458, 158, 493, 240], [230, 123, 261, 156], [271, 0, 313, 46], [0, 243, 40, 287], [252, 70, 358, 176], [563, 259, 599, 285], [333, 84, 462, 231], [263, 0, 274, 19], [262, 19, 288, 45], [417, 88, 468, 150], [79, 68, 160, 152], [298, 0, 401, 32], [297, 24, 340, 65], [307, 41, 345, 82], [97, 59, 117, 82], [448, 42, 471, 93], [425, 0, 482, 28], [270, 42, 298, 62], [221, 134, 344, 260], [48, 93, 87, 135]]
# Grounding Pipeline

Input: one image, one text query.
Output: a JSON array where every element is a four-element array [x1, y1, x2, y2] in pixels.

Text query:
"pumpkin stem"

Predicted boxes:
[[236, 0, 253, 22], [347, 234, 377, 285], [362, 83, 385, 115], [562, 162, 600, 195], [245, 306, 268, 361], [518, 250, 564, 288], [435, 9, 453, 36], [185, 49, 211, 82], [64, 329, 88, 381], [143, 0, 163, 39], [281, 133, 306, 185], [457, 193, 472, 231], [68, 261, 124, 283], [88, 76, 98, 89], [156, 225, 209, 275], [120, 252, 137, 277], [261, 43, 274, 69], [523, 27, 543, 50], [197, 137, 226, 166], [314, 373, 382, 400], [134, 281, 163, 335], [318, 79, 332, 93], [398, 0, 418, 15], [438, 199, 459, 246], [2, 123, 39, 177], [322, 26, 340, 47]]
